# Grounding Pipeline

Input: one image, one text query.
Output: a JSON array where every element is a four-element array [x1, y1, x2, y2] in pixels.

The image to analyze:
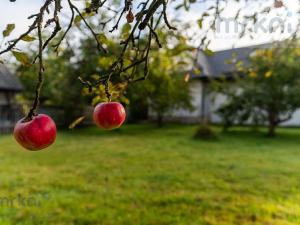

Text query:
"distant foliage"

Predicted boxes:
[[1, 0, 290, 125], [17, 28, 194, 127], [127, 31, 194, 126], [78, 28, 194, 126], [216, 41, 300, 136], [17, 48, 90, 127]]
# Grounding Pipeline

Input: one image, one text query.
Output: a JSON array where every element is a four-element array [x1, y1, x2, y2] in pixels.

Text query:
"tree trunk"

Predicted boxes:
[[267, 112, 277, 137], [268, 122, 276, 137], [222, 123, 229, 133], [157, 113, 163, 127]]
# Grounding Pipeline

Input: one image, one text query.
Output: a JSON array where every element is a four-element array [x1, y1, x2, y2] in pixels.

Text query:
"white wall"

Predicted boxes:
[[208, 91, 300, 127], [209, 92, 228, 124], [169, 81, 226, 124], [148, 81, 203, 123], [169, 81, 203, 118], [208, 93, 300, 126], [150, 80, 300, 126], [279, 110, 300, 126]]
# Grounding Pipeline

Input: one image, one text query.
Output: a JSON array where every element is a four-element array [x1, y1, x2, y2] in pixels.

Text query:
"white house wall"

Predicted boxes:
[[150, 80, 300, 126], [280, 110, 300, 126], [168, 81, 203, 122], [208, 92, 300, 126], [148, 81, 203, 123], [150, 81, 228, 124], [209, 92, 227, 124], [174, 81, 226, 124]]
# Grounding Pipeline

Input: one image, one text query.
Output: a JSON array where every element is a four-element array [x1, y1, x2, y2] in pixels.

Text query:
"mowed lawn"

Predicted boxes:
[[1, 124, 300, 225]]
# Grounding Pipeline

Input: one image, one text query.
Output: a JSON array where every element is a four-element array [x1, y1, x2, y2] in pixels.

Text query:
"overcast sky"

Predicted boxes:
[[0, 1, 41, 38], [0, 0, 299, 54]]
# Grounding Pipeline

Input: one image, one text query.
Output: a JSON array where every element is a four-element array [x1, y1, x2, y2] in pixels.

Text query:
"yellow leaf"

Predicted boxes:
[[249, 71, 257, 78], [265, 71, 273, 78], [3, 24, 15, 37], [184, 73, 190, 82], [267, 50, 273, 61], [193, 68, 201, 75], [11, 51, 30, 66], [21, 35, 36, 42], [69, 116, 85, 129]]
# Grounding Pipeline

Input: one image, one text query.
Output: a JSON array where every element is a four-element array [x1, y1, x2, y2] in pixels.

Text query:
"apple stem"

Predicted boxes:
[[105, 82, 112, 102], [25, 14, 45, 121]]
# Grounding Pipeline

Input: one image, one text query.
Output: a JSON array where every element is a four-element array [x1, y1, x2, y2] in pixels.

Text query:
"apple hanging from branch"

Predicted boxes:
[[93, 102, 126, 130], [14, 114, 57, 151]]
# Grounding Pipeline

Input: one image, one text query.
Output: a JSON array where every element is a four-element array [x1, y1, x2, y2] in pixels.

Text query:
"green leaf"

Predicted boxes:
[[204, 48, 214, 57], [11, 51, 31, 66], [193, 68, 201, 75], [74, 12, 88, 25], [21, 35, 36, 42], [197, 19, 203, 29], [121, 24, 132, 40], [122, 23, 131, 34], [74, 15, 82, 25], [91, 74, 100, 80], [97, 33, 107, 44], [3, 24, 15, 37], [85, 1, 91, 9], [174, 4, 184, 10]]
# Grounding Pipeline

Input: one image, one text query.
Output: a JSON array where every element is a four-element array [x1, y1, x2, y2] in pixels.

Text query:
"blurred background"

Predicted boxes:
[[1, 0, 300, 224]]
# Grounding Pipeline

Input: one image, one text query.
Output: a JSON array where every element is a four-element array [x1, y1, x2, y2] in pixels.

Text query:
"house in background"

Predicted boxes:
[[0, 65, 23, 132], [168, 44, 300, 126]]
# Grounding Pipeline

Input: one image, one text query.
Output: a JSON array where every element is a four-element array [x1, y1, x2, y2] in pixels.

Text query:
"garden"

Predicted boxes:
[[1, 0, 300, 224], [1, 125, 300, 225]]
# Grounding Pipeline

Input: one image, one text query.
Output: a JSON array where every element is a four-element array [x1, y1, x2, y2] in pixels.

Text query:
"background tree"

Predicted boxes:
[[128, 71, 193, 127], [0, 0, 289, 124], [127, 29, 194, 126], [79, 27, 194, 126], [15, 25, 193, 127], [216, 41, 300, 136], [16, 46, 91, 127]]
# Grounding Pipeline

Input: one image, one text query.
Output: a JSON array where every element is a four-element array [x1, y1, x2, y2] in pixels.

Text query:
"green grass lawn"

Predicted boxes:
[[0, 124, 300, 225]]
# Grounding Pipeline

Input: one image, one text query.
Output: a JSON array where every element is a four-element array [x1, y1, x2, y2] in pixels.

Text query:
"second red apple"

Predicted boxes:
[[93, 102, 126, 130]]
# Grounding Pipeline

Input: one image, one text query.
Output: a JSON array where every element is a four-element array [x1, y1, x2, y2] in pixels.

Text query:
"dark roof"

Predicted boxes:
[[191, 43, 271, 79], [0, 65, 23, 92]]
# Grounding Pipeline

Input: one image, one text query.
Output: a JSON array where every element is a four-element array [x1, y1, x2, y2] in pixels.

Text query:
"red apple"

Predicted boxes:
[[93, 102, 126, 130], [14, 114, 57, 151]]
